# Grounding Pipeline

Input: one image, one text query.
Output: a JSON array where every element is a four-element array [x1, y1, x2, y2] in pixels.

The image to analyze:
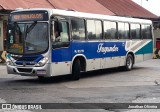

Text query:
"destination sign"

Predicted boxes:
[[11, 11, 48, 22], [12, 13, 43, 21]]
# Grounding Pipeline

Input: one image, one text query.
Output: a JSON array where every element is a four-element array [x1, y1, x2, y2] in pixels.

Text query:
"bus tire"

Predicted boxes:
[[124, 54, 133, 71], [71, 59, 81, 80]]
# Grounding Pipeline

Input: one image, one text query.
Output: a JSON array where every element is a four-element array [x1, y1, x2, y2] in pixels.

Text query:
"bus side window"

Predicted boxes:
[[131, 24, 140, 39], [118, 22, 129, 39], [86, 20, 102, 40], [52, 21, 70, 49], [104, 21, 117, 39], [71, 18, 85, 40], [142, 25, 152, 39], [59, 21, 69, 43], [87, 20, 96, 40]]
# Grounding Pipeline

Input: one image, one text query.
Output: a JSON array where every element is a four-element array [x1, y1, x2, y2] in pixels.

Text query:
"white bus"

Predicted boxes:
[[6, 8, 153, 80]]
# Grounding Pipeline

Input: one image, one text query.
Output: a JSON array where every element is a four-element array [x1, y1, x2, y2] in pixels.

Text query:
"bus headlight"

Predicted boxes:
[[6, 58, 14, 66], [35, 57, 49, 67]]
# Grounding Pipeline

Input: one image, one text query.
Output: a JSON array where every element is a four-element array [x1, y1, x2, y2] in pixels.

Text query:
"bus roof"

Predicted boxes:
[[12, 8, 152, 24]]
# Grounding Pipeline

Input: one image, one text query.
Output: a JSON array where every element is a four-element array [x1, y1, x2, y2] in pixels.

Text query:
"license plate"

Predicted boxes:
[[37, 70, 46, 75]]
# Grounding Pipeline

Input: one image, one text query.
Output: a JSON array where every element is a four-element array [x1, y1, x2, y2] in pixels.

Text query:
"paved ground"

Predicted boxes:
[[0, 59, 160, 112]]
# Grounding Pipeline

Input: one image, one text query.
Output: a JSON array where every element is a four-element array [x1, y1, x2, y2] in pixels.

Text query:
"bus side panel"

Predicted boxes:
[[103, 41, 126, 69], [144, 53, 153, 61], [72, 41, 101, 72], [119, 56, 126, 66], [50, 40, 153, 76], [100, 58, 106, 69], [88, 41, 127, 71], [126, 40, 152, 64], [135, 54, 144, 63], [86, 59, 101, 71], [143, 40, 153, 61], [51, 40, 153, 76], [51, 47, 72, 76], [51, 62, 71, 76], [135, 40, 153, 63], [70, 41, 127, 72]]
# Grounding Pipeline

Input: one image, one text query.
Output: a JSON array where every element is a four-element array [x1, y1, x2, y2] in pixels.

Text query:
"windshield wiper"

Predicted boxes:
[[24, 22, 37, 40], [26, 21, 37, 34]]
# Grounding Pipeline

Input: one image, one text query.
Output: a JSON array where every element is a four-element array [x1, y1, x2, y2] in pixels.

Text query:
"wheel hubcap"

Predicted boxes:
[[127, 57, 132, 69]]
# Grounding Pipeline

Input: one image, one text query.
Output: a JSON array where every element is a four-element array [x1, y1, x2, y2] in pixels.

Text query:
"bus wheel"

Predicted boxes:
[[125, 54, 133, 71], [71, 59, 81, 80]]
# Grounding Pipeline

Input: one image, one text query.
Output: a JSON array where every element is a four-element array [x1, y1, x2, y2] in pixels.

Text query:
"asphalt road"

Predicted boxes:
[[0, 59, 160, 112]]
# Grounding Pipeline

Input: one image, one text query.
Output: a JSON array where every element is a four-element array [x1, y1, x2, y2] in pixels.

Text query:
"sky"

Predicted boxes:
[[132, 0, 160, 16]]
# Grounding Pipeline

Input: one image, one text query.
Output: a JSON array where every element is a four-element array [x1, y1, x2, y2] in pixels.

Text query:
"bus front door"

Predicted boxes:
[[51, 20, 71, 76]]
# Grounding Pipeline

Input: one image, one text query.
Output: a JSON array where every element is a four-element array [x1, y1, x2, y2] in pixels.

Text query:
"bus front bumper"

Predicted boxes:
[[7, 63, 51, 77]]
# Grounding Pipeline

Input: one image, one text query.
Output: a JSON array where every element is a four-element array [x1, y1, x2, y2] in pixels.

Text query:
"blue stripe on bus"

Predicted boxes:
[[52, 41, 127, 62]]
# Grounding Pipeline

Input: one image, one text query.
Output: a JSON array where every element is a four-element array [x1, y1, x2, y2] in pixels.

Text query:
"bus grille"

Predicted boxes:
[[17, 56, 39, 61], [14, 55, 43, 65], [17, 68, 32, 73]]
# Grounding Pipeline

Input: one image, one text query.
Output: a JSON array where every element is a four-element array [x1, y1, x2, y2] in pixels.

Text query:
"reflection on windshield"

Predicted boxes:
[[7, 22, 48, 54]]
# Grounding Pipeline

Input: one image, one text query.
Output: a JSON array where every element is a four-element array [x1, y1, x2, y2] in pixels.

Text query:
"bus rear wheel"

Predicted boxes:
[[71, 59, 81, 80], [124, 54, 133, 71]]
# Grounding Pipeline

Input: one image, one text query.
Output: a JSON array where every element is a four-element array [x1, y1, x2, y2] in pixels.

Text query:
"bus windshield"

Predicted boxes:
[[7, 22, 48, 54]]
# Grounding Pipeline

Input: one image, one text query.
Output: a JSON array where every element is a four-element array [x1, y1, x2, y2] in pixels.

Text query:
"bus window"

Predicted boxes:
[[131, 24, 140, 39], [52, 21, 69, 48], [87, 20, 102, 40], [95, 20, 102, 39], [118, 22, 129, 39], [104, 21, 117, 39], [71, 18, 85, 40], [142, 25, 152, 39], [87, 20, 96, 40]]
